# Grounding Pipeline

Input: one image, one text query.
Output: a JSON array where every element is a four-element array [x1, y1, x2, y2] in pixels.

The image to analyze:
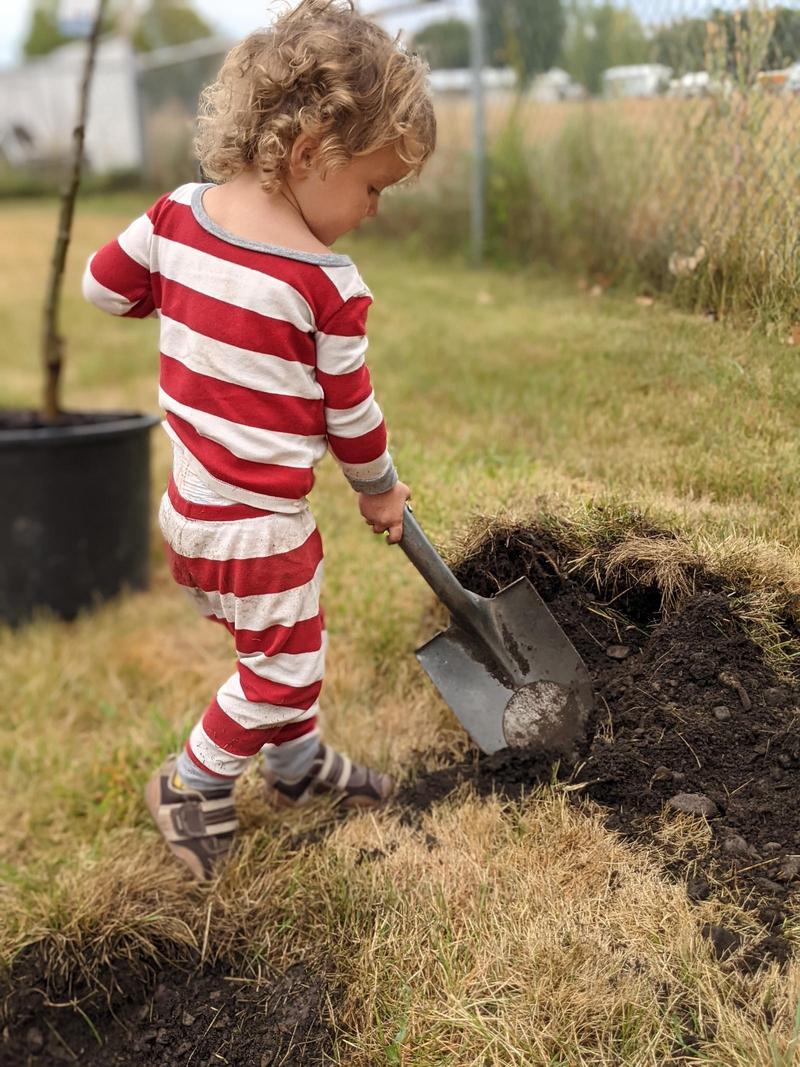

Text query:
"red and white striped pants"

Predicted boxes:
[[158, 476, 325, 782]]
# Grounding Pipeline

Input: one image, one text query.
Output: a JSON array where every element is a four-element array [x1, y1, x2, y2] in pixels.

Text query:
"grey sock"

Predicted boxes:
[[175, 749, 234, 794], [261, 730, 320, 783]]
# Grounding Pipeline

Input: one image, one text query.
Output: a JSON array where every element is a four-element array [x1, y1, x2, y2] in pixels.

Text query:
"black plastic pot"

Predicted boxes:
[[0, 411, 161, 626]]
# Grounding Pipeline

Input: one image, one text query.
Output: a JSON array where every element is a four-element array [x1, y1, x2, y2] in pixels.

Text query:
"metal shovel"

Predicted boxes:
[[399, 506, 594, 755]]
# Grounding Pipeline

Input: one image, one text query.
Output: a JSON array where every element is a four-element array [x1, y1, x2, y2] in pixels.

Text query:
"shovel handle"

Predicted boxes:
[[399, 506, 482, 625]]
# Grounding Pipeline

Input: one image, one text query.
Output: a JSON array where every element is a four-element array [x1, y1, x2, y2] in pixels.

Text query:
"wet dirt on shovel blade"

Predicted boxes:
[[396, 525, 800, 967]]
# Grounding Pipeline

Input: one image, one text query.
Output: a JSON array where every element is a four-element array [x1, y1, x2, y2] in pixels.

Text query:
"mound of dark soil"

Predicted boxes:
[[1, 952, 330, 1067], [397, 525, 800, 960]]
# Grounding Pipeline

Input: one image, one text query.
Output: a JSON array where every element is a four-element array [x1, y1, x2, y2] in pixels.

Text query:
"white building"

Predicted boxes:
[[0, 38, 140, 171], [0, 35, 230, 174]]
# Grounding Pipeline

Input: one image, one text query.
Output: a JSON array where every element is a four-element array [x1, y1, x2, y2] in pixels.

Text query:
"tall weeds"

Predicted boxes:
[[383, 61, 800, 331]]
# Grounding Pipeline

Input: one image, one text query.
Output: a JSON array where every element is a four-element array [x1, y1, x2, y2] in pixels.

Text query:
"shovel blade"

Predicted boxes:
[[416, 630, 514, 755], [416, 577, 593, 755]]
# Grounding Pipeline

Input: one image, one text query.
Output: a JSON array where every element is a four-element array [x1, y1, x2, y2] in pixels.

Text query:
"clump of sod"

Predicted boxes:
[[450, 499, 800, 671]]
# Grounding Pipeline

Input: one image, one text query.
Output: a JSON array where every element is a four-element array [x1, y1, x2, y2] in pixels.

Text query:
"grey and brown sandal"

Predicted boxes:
[[260, 743, 393, 811], [144, 755, 237, 881]]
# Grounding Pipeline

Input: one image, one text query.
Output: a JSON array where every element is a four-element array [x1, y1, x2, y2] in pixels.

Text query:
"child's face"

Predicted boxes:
[[291, 142, 412, 246]]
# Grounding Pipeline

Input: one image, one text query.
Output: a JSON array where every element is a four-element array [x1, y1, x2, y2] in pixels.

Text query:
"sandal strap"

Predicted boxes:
[[261, 743, 392, 809], [315, 746, 352, 791], [334, 754, 353, 791], [157, 796, 238, 843], [316, 744, 336, 783]]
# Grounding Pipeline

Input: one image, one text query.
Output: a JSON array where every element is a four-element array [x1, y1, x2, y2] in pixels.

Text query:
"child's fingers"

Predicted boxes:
[[385, 520, 403, 544], [363, 510, 404, 540]]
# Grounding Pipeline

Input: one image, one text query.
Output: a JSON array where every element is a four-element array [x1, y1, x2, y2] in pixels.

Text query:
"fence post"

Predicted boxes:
[[470, 0, 486, 266]]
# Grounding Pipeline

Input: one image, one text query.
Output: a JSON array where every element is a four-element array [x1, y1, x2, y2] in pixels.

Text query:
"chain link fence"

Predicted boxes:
[[406, 1, 800, 329], [135, 37, 228, 188], [4, 6, 790, 326]]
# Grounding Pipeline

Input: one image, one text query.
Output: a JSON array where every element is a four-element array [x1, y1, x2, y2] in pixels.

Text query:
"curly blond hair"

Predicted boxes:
[[195, 0, 436, 192]]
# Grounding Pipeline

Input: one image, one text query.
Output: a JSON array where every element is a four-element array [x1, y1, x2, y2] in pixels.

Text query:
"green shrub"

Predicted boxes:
[[377, 91, 800, 332]]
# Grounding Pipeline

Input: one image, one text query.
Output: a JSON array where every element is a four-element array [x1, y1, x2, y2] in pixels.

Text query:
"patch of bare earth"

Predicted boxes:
[[397, 522, 800, 971], [1, 950, 331, 1067]]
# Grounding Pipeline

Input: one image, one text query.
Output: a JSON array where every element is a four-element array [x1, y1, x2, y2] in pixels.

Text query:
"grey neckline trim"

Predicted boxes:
[[190, 183, 353, 267]]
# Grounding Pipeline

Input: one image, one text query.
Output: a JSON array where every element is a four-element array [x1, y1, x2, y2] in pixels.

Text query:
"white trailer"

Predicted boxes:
[[602, 64, 673, 99]]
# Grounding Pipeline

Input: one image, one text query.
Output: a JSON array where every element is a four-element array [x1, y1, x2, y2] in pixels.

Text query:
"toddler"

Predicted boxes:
[[82, 0, 435, 880]]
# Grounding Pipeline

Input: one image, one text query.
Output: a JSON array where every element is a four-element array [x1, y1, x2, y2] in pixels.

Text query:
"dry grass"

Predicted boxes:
[[326, 794, 800, 1066], [409, 90, 800, 328], [2, 196, 800, 1063], [4, 789, 800, 1065]]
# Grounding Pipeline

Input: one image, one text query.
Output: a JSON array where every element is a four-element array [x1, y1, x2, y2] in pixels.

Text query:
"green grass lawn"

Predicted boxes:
[[1, 193, 799, 1065]]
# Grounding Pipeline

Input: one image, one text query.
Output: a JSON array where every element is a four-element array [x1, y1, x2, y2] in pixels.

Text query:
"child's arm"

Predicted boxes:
[[316, 293, 409, 541], [82, 203, 160, 318]]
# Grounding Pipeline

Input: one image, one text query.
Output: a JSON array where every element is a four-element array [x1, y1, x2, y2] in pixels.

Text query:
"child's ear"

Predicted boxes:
[[288, 134, 320, 179]]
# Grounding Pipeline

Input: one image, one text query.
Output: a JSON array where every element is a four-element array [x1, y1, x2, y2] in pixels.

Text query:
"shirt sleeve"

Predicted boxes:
[[81, 197, 164, 318], [315, 293, 398, 495]]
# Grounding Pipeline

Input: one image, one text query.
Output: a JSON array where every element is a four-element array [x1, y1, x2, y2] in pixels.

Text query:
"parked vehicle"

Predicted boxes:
[[669, 71, 710, 97], [757, 62, 800, 92], [602, 64, 672, 99]]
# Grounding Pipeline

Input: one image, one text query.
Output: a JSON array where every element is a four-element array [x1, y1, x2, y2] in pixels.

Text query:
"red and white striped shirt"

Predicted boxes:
[[82, 182, 397, 512]]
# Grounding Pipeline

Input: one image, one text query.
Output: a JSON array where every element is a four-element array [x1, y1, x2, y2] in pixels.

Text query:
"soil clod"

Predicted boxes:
[[776, 856, 800, 882], [605, 644, 631, 660], [702, 923, 742, 960], [667, 793, 718, 818]]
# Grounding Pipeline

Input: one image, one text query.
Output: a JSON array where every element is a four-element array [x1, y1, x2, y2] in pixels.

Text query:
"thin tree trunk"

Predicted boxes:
[[41, 0, 109, 421]]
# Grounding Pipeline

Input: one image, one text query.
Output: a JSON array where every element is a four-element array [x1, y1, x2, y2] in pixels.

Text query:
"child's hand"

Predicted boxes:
[[359, 481, 411, 544]]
